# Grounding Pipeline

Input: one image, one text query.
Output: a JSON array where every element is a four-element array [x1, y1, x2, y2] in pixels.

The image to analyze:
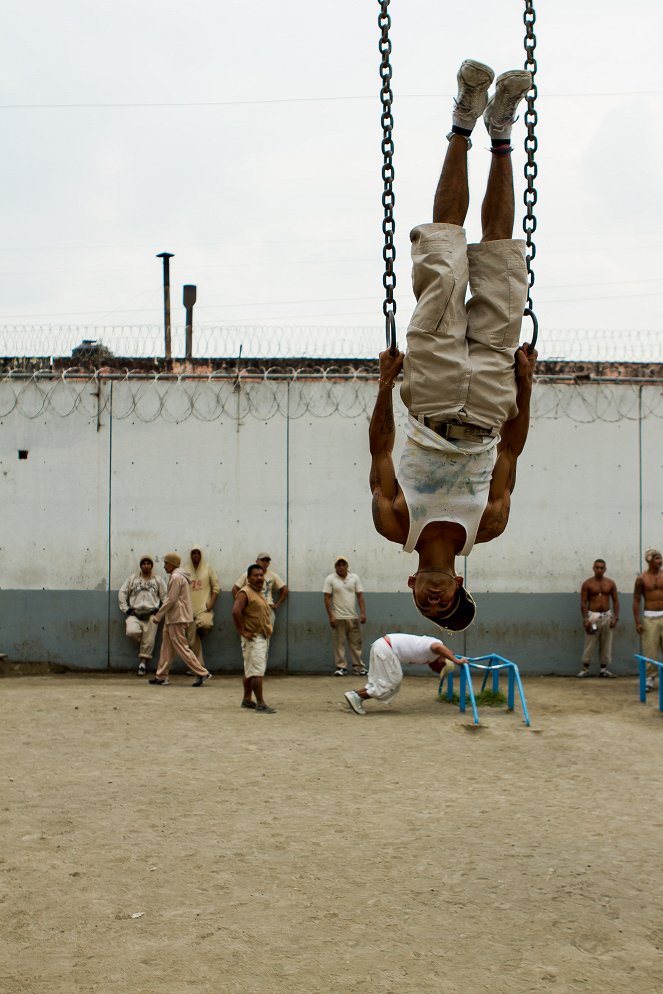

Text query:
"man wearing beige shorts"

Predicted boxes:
[[232, 563, 276, 713], [370, 59, 537, 632]]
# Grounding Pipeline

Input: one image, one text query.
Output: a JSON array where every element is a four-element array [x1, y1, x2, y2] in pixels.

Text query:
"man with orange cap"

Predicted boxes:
[[149, 554, 212, 687]]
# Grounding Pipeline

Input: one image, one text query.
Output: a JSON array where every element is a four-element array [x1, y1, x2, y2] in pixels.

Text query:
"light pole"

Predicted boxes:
[[156, 252, 174, 359]]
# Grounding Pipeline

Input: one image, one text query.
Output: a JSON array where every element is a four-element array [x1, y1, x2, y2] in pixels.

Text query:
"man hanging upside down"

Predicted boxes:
[[370, 60, 537, 632]]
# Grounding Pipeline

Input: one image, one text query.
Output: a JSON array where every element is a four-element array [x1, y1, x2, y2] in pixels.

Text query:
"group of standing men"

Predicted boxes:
[[118, 549, 286, 709], [578, 550, 663, 691]]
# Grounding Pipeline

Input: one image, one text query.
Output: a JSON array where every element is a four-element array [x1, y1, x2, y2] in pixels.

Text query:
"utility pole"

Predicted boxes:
[[156, 252, 174, 359]]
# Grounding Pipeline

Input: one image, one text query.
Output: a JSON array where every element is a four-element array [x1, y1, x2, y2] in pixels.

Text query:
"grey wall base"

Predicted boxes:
[[0, 591, 639, 676]]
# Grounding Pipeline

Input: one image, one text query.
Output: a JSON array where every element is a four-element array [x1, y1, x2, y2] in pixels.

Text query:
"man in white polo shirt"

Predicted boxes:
[[323, 556, 367, 677]]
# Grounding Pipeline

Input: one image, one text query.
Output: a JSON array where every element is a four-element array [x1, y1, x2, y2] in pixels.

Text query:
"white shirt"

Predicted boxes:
[[323, 572, 363, 620], [399, 417, 496, 556], [386, 633, 441, 665], [233, 568, 285, 607]]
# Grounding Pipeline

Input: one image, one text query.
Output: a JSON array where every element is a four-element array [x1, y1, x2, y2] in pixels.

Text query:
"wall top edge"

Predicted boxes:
[[3, 356, 663, 383]]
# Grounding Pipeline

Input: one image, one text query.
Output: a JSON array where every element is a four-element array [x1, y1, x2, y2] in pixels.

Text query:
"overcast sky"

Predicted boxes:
[[2, 1, 662, 360]]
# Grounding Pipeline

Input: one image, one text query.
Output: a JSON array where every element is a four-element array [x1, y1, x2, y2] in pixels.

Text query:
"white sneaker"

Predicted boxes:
[[137, 662, 146, 676], [599, 668, 616, 679], [646, 677, 656, 692], [576, 669, 590, 678], [344, 690, 366, 715], [453, 59, 495, 131], [483, 70, 532, 140]]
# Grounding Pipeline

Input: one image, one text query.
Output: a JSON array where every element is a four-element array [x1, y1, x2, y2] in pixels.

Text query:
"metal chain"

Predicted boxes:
[[523, 0, 539, 347], [378, 0, 397, 353]]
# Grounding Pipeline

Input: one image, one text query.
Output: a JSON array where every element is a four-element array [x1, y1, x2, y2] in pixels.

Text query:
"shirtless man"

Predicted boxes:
[[633, 548, 663, 691], [370, 59, 536, 632], [577, 559, 619, 678]]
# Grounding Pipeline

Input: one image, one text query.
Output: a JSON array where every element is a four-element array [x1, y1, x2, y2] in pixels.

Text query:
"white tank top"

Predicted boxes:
[[399, 416, 496, 556]]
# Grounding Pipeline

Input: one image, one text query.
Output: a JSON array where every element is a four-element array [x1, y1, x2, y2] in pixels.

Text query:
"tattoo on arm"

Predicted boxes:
[[372, 491, 383, 532], [379, 407, 395, 435]]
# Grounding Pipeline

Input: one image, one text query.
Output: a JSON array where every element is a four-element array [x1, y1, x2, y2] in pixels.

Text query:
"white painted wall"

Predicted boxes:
[[1, 376, 661, 595]]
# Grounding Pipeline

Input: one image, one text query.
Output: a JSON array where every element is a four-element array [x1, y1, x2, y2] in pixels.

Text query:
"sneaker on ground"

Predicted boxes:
[[353, 667, 368, 676], [344, 690, 366, 715], [137, 662, 146, 676], [453, 59, 494, 131], [255, 704, 276, 714], [149, 677, 170, 685], [334, 668, 347, 677], [192, 673, 212, 687], [646, 678, 656, 692], [576, 669, 590, 678], [241, 700, 257, 709], [599, 668, 616, 678], [483, 70, 532, 140]]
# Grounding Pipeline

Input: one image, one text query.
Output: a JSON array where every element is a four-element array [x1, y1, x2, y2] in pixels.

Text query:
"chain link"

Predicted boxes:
[[523, 0, 539, 346], [378, 0, 397, 352]]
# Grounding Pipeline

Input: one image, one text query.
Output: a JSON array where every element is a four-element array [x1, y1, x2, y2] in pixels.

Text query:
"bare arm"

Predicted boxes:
[[476, 345, 536, 543], [610, 580, 620, 627], [369, 350, 406, 543], [357, 591, 366, 623], [324, 592, 336, 628], [273, 583, 288, 609], [633, 577, 644, 633], [580, 580, 591, 632], [232, 591, 254, 639], [427, 642, 468, 673]]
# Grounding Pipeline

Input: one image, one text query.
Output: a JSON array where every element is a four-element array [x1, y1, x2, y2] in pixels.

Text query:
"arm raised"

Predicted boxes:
[[476, 345, 536, 543], [369, 350, 407, 543]]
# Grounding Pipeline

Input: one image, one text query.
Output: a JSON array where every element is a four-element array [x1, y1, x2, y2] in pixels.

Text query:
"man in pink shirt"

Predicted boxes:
[[149, 553, 211, 687]]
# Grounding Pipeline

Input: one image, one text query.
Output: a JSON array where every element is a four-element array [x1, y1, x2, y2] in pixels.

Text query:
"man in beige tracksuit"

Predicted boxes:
[[150, 553, 211, 687]]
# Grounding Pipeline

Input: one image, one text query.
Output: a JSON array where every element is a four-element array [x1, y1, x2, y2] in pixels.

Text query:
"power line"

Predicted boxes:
[[2, 91, 661, 111]]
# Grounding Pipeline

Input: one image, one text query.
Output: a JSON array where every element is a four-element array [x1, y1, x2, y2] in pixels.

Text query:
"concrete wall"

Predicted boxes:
[[1, 374, 661, 674]]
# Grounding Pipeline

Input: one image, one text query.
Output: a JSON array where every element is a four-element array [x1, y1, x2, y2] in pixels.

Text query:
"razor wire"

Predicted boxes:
[[4, 325, 663, 363], [1, 372, 663, 425]]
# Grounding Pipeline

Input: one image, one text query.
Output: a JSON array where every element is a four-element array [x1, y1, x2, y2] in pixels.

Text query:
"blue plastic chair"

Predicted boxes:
[[634, 654, 663, 711], [438, 653, 531, 727]]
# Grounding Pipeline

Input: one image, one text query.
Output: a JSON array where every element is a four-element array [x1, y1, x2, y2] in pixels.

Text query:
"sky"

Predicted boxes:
[[2, 0, 663, 361]]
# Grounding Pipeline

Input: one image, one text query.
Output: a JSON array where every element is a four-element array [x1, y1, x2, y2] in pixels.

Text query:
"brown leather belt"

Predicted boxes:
[[419, 415, 497, 442]]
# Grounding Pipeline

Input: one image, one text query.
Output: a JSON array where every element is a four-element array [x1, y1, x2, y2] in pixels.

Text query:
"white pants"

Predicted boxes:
[[125, 614, 158, 659], [364, 639, 403, 703]]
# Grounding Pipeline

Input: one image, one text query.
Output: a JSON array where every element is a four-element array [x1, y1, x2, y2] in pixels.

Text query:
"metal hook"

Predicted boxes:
[[523, 307, 538, 350], [385, 311, 398, 355]]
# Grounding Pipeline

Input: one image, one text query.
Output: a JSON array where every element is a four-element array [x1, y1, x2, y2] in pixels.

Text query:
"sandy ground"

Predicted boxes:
[[2, 671, 663, 994]]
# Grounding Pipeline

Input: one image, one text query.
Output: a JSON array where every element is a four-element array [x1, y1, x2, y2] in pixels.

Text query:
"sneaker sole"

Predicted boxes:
[[459, 59, 495, 84], [344, 692, 366, 716]]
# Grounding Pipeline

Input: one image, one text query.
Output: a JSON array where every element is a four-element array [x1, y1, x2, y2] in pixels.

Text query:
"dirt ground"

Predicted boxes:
[[2, 672, 663, 994]]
